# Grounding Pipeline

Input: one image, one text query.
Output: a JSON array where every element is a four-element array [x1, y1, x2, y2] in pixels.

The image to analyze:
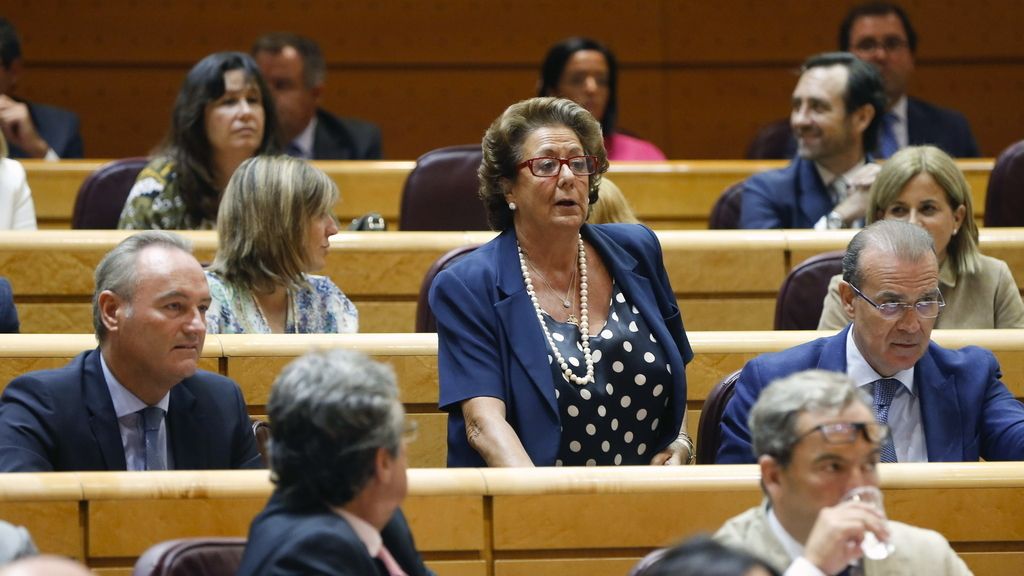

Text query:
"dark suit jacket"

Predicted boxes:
[[716, 325, 1024, 463], [312, 108, 382, 160], [237, 492, 432, 576], [0, 278, 18, 333], [7, 100, 84, 159], [745, 97, 979, 160], [430, 223, 693, 467], [740, 157, 833, 229], [0, 349, 261, 471]]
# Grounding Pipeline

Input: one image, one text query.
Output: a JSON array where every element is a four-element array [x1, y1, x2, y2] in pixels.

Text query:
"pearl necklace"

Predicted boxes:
[[517, 234, 594, 386]]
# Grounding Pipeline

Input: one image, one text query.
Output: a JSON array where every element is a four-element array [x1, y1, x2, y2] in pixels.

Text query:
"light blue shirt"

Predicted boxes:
[[99, 352, 172, 470], [845, 328, 928, 462]]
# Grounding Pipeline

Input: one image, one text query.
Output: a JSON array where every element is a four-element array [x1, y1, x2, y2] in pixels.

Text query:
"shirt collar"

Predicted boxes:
[[335, 507, 383, 557], [890, 95, 908, 125], [814, 157, 867, 188], [845, 326, 916, 395], [767, 505, 806, 561], [290, 116, 318, 159], [99, 351, 170, 417]]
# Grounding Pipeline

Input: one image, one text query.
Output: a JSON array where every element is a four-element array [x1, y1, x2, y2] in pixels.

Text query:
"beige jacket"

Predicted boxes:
[[818, 255, 1024, 330], [714, 501, 972, 576]]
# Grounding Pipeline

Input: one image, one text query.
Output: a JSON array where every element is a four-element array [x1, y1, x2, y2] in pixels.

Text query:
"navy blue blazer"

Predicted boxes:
[[0, 349, 261, 471], [0, 278, 18, 333], [7, 101, 84, 159], [745, 97, 979, 160], [311, 108, 382, 160], [430, 223, 692, 467], [716, 325, 1024, 463], [238, 492, 433, 576], [740, 157, 833, 229]]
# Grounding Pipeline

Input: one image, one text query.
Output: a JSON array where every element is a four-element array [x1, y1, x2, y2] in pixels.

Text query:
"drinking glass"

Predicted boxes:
[[842, 485, 895, 560]]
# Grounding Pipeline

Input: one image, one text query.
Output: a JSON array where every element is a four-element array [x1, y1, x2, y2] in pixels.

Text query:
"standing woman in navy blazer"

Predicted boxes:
[[430, 97, 693, 467]]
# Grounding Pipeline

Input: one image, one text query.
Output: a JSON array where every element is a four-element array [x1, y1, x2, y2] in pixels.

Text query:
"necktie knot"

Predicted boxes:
[[141, 406, 164, 432]]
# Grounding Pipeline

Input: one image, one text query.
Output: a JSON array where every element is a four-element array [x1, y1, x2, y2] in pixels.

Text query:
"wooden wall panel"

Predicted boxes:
[[8, 1, 1024, 160]]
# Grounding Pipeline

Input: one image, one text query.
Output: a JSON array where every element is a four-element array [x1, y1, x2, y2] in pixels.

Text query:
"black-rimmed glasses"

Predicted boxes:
[[848, 282, 945, 319], [517, 155, 598, 177], [796, 421, 891, 446]]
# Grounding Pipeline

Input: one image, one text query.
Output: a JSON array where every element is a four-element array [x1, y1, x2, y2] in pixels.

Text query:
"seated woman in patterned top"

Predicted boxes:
[[119, 51, 278, 230], [204, 155, 357, 334]]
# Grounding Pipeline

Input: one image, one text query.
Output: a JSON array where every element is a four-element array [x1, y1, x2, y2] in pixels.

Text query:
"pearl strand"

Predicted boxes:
[[517, 234, 594, 386]]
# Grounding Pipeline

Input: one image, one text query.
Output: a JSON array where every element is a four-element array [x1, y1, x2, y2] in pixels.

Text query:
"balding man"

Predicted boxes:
[[718, 220, 1024, 463], [0, 231, 261, 471]]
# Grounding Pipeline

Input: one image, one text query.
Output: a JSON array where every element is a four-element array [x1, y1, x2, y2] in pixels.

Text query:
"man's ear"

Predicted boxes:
[[838, 280, 856, 320], [374, 446, 395, 484], [759, 454, 784, 501], [852, 103, 875, 136], [97, 290, 125, 335], [309, 83, 323, 103]]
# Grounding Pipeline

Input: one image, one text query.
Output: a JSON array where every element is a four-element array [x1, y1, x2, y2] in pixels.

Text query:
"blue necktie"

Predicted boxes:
[[286, 142, 306, 159], [879, 113, 899, 159], [141, 406, 167, 471], [872, 378, 900, 463]]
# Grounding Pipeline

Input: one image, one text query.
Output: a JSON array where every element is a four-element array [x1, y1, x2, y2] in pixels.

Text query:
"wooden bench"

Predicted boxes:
[[0, 464, 1019, 576], [23, 159, 995, 230], [4, 228, 1024, 334], [1, 330, 1021, 469]]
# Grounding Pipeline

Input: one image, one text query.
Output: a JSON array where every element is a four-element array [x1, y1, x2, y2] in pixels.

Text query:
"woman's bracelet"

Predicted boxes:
[[677, 433, 696, 465]]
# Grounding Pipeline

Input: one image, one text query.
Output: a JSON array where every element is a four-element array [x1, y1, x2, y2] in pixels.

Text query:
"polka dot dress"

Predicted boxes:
[[542, 283, 673, 466]]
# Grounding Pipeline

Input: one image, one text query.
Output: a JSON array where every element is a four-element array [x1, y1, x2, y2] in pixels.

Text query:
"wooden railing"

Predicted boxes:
[[4, 228, 1023, 334], [23, 160, 995, 229], [1, 330, 1020, 470], [0, 464, 1020, 575]]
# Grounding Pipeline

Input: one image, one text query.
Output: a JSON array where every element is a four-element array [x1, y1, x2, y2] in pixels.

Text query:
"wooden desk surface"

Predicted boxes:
[[24, 159, 995, 229]]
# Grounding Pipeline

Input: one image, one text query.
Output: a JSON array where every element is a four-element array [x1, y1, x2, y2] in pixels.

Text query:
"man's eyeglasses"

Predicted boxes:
[[848, 282, 945, 319], [853, 37, 909, 54], [796, 421, 891, 447], [517, 156, 598, 178]]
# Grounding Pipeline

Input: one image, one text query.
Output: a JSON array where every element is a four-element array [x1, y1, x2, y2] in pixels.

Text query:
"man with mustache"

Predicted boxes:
[[718, 220, 1024, 463], [0, 231, 261, 471], [740, 52, 884, 230]]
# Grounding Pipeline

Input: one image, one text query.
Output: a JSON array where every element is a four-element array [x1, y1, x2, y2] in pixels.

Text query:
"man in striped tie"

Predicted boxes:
[[718, 220, 1024, 464], [237, 349, 433, 576], [714, 369, 971, 576]]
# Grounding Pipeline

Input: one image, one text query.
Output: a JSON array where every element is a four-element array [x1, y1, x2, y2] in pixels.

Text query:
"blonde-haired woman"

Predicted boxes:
[[0, 131, 36, 230], [205, 155, 357, 333], [819, 145, 1024, 329]]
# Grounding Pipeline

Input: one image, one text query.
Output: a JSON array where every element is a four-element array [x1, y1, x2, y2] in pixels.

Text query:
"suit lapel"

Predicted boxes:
[[915, 345, 963, 461], [494, 230, 559, 418], [83, 350, 128, 470], [796, 159, 831, 227], [167, 381, 205, 470], [817, 325, 852, 371]]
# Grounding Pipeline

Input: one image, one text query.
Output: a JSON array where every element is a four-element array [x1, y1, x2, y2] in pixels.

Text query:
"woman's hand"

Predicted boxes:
[[649, 437, 692, 466]]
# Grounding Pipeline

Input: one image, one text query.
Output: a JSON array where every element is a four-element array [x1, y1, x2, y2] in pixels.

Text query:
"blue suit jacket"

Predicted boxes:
[[0, 349, 261, 471], [430, 223, 692, 467], [746, 97, 979, 160], [740, 157, 833, 229], [0, 278, 18, 334], [311, 108, 382, 160], [7, 101, 84, 159], [237, 492, 433, 576], [716, 326, 1024, 463]]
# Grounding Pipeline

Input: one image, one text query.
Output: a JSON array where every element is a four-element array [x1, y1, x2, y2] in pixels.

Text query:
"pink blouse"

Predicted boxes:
[[604, 132, 667, 161]]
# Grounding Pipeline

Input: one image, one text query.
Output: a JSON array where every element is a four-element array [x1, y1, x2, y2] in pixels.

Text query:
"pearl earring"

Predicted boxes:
[[508, 202, 517, 211], [953, 228, 958, 236]]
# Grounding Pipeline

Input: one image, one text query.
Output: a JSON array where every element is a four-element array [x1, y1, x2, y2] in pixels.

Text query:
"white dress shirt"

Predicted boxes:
[[845, 328, 928, 462], [287, 116, 318, 160]]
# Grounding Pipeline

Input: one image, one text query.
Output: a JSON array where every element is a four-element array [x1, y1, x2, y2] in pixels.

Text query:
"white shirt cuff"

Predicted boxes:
[[784, 556, 828, 576], [43, 148, 60, 161], [813, 215, 829, 231]]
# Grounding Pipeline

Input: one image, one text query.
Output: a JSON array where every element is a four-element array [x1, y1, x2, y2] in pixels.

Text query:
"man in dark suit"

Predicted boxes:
[[718, 220, 1024, 464], [253, 33, 382, 160], [0, 231, 261, 472], [237, 349, 432, 576], [740, 52, 885, 230], [747, 2, 979, 160], [0, 18, 83, 159], [0, 277, 18, 333]]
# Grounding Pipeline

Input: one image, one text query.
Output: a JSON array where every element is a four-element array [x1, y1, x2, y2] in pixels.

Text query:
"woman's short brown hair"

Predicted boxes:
[[478, 97, 609, 231], [209, 155, 338, 292]]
